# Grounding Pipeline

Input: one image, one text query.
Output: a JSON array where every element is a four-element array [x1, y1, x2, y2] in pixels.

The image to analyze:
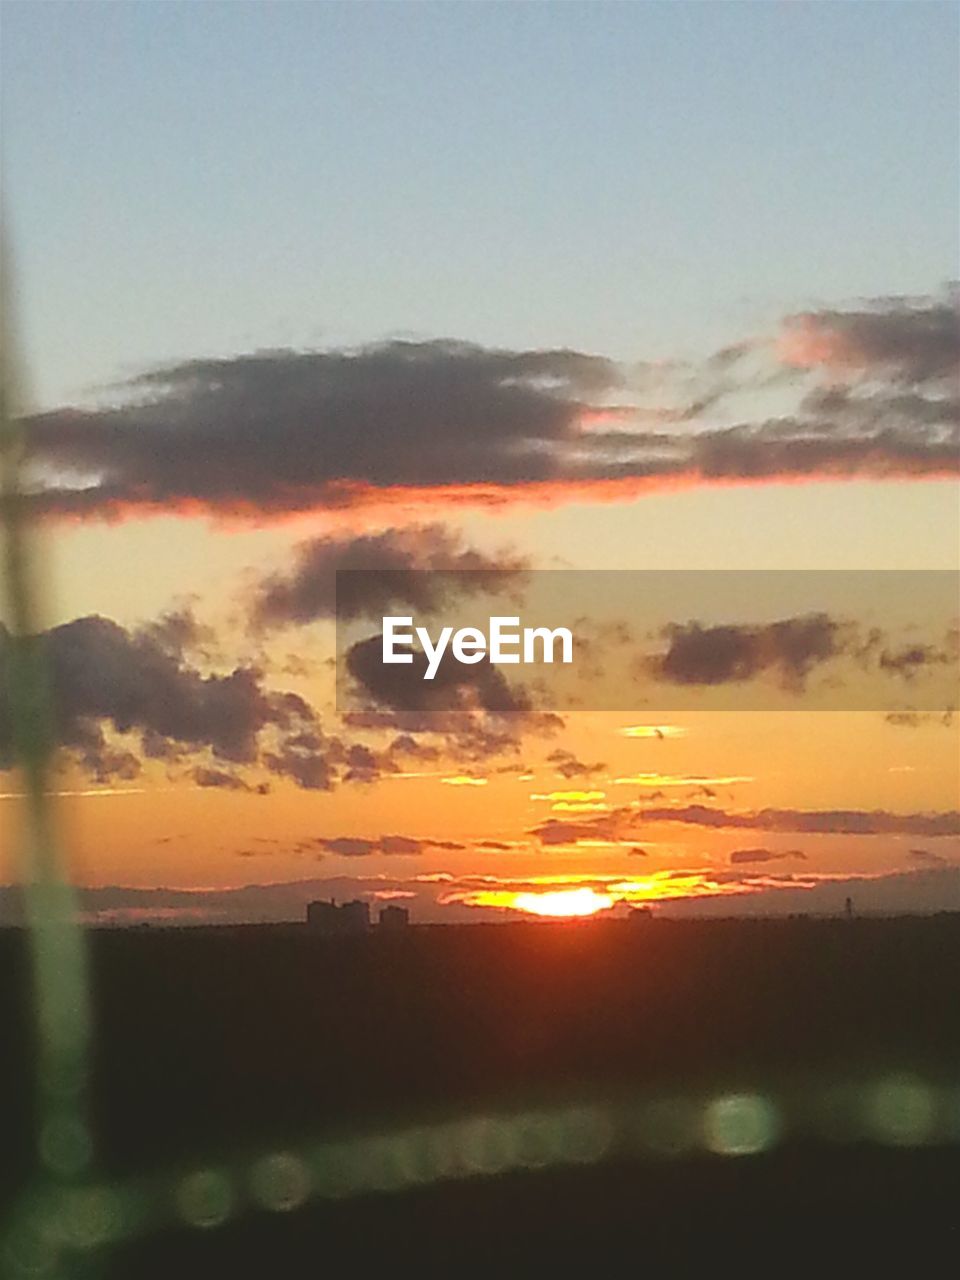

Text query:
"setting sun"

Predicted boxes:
[[506, 888, 615, 918]]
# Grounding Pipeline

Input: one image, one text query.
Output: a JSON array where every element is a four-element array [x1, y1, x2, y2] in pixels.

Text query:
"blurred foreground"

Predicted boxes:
[[1, 913, 958, 1271]]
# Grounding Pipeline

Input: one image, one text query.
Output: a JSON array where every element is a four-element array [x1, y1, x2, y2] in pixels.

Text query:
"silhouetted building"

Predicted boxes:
[[629, 906, 653, 922], [339, 899, 370, 932], [845, 896, 854, 920], [306, 899, 339, 934], [379, 903, 410, 930], [306, 897, 370, 936]]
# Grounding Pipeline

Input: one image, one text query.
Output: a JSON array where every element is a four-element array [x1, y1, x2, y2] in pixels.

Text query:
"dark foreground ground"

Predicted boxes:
[[1, 914, 958, 1273]]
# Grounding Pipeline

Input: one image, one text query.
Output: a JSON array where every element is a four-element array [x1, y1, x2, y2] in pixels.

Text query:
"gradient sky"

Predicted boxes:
[[1, 1, 957, 925], [5, 0, 958, 406]]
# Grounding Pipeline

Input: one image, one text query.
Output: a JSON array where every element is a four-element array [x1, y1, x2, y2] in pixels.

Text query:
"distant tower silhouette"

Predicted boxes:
[[379, 903, 410, 930], [845, 896, 854, 920], [306, 897, 370, 935]]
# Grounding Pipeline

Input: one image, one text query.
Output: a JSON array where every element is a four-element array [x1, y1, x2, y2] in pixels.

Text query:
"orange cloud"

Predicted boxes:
[[36, 466, 959, 529]]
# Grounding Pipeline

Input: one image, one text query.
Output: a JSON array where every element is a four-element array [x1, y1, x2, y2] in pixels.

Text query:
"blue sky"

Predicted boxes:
[[4, 0, 958, 407]]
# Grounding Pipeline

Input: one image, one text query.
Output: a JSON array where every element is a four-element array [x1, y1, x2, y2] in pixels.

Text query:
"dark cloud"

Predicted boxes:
[[729, 848, 807, 865], [190, 766, 269, 794], [27, 340, 617, 516], [546, 748, 606, 779], [311, 834, 466, 857], [770, 294, 960, 465], [261, 746, 338, 791], [677, 423, 957, 483], [531, 819, 601, 847], [318, 838, 389, 858], [341, 702, 560, 765], [0, 615, 284, 767], [138, 605, 218, 661], [386, 733, 442, 763], [879, 634, 958, 680], [0, 615, 393, 791], [799, 384, 960, 435], [340, 633, 563, 764], [884, 708, 956, 728], [345, 633, 534, 715], [640, 613, 957, 698], [23, 294, 958, 522], [648, 613, 852, 691], [529, 803, 960, 845], [907, 848, 951, 867], [638, 804, 960, 837], [252, 524, 527, 628], [780, 295, 959, 386]]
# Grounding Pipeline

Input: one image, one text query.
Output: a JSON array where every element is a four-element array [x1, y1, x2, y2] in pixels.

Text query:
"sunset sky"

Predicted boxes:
[[1, 1, 957, 925]]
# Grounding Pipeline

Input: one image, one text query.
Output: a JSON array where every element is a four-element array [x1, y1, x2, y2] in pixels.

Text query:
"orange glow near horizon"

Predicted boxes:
[[453, 872, 757, 920]]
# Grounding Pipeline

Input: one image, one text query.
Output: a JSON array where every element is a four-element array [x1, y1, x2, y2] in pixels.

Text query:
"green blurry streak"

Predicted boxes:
[[2, 244, 95, 1275]]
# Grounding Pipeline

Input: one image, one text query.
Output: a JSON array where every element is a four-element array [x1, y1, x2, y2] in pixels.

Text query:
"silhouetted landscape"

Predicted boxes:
[[2, 914, 958, 1270]]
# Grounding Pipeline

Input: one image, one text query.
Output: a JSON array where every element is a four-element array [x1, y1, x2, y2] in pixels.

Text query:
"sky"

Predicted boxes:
[[1, 0, 958, 925]]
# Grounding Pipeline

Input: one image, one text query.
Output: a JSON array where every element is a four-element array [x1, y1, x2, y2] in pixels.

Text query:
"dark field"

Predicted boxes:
[[2, 914, 959, 1272]]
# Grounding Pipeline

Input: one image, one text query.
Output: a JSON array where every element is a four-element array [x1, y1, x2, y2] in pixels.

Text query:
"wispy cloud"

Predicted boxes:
[[530, 803, 960, 846], [729, 848, 807, 865]]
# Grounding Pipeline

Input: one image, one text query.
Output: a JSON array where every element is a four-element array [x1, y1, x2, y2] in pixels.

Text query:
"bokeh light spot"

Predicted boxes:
[[249, 1152, 311, 1213], [865, 1075, 936, 1147], [55, 1185, 122, 1249], [636, 1098, 700, 1158], [704, 1093, 780, 1157], [175, 1168, 234, 1229]]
